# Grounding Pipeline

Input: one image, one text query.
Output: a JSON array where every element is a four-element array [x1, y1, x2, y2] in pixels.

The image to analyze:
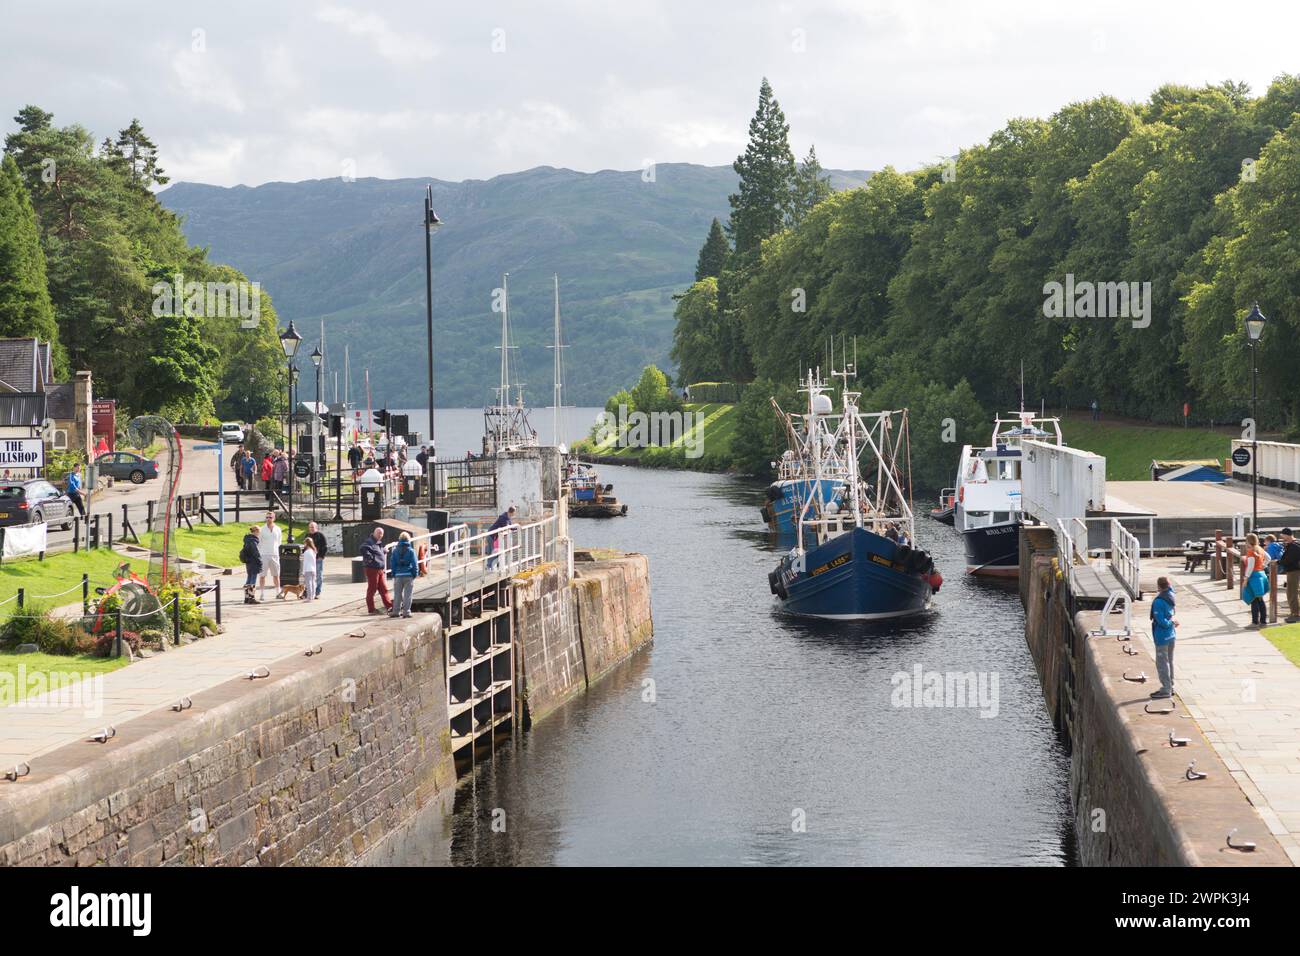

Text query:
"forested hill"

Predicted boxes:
[[159, 164, 871, 408]]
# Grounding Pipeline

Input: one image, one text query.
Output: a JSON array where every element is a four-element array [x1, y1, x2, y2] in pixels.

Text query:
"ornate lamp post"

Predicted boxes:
[[279, 321, 302, 541], [1245, 303, 1267, 532], [311, 345, 322, 514]]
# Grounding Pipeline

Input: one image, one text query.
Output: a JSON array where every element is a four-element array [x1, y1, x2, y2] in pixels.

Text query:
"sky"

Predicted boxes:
[[3, 0, 1299, 187]]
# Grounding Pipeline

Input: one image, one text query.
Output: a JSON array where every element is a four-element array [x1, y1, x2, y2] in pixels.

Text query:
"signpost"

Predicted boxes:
[[194, 436, 225, 525], [1231, 447, 1252, 468]]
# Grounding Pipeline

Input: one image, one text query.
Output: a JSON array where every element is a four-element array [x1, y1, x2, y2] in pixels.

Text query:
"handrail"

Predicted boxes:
[[1109, 519, 1141, 599], [378, 513, 559, 598], [1053, 517, 1075, 590]]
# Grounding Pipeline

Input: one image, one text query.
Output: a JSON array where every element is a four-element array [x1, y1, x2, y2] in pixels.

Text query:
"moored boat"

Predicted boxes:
[[768, 367, 940, 621]]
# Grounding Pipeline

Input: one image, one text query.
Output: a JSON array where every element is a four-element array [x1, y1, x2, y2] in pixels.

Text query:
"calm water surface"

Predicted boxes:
[[411, 444, 1075, 867]]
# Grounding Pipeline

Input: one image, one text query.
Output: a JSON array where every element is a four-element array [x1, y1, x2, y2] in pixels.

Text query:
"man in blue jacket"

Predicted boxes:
[[1149, 575, 1178, 699]]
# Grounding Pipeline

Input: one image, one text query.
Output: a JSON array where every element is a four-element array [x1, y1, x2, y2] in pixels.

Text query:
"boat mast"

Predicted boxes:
[[548, 274, 568, 446]]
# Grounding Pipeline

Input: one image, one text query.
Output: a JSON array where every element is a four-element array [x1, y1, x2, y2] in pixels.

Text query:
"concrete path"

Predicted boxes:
[[0, 563, 423, 767], [1139, 559, 1300, 865]]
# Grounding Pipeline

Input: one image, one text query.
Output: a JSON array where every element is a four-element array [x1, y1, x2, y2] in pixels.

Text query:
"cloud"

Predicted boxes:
[[170, 48, 245, 113], [315, 5, 435, 64]]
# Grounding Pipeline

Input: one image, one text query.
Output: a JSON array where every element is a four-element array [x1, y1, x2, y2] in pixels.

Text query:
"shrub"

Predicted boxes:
[[1, 603, 95, 655], [92, 629, 143, 658]]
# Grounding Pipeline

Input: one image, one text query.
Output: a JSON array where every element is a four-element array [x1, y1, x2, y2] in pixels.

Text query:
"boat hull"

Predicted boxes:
[[773, 527, 933, 620], [960, 520, 1020, 576], [762, 479, 845, 534]]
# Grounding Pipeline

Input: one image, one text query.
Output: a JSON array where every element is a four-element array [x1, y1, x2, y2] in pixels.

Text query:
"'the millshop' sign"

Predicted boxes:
[[0, 438, 45, 469]]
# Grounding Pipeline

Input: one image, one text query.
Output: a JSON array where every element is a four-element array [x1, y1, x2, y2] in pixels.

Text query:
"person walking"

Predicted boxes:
[[307, 520, 328, 598], [1150, 576, 1178, 699], [258, 511, 283, 601], [64, 468, 86, 517], [300, 538, 318, 602], [348, 443, 363, 477], [230, 448, 246, 491], [1240, 532, 1270, 627], [261, 452, 275, 501], [1090, 399, 1100, 421], [485, 505, 517, 570], [390, 531, 418, 618], [241, 452, 256, 494], [272, 449, 289, 494], [360, 527, 392, 614], [239, 525, 263, 604], [1279, 528, 1300, 623]]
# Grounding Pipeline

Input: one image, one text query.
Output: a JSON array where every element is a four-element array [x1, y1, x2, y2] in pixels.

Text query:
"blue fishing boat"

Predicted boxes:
[[767, 366, 941, 621], [760, 385, 851, 535]]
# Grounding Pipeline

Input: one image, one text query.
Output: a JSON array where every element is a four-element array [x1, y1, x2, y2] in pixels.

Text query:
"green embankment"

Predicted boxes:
[[0, 551, 148, 605], [1060, 415, 1234, 480], [0, 652, 129, 704], [574, 402, 738, 471]]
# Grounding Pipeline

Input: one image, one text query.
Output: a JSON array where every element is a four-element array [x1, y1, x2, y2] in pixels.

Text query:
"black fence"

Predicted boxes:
[[431, 458, 496, 510]]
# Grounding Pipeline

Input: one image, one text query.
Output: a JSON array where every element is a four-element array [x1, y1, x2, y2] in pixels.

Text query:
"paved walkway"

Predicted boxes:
[[0, 563, 428, 766], [1138, 559, 1300, 865]]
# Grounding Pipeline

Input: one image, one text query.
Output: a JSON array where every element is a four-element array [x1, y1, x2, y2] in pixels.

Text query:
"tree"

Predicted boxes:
[[789, 145, 833, 225], [114, 119, 169, 190], [694, 218, 729, 280], [0, 155, 58, 346], [629, 365, 681, 416], [135, 312, 220, 417], [670, 277, 723, 386], [727, 78, 798, 256]]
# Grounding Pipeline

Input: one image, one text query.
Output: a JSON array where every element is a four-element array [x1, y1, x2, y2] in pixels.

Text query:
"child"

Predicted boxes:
[[301, 537, 318, 602], [239, 525, 263, 604]]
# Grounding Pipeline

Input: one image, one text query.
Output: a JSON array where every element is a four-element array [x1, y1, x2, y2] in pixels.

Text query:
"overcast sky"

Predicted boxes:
[[3, 0, 1298, 187]]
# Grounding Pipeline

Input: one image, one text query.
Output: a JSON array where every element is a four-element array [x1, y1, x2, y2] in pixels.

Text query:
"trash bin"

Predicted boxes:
[[401, 476, 419, 505], [361, 486, 382, 520], [279, 542, 302, 587]]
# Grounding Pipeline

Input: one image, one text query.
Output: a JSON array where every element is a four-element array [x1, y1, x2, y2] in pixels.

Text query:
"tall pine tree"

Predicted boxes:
[[0, 154, 59, 347], [727, 78, 797, 256], [789, 144, 832, 225], [694, 218, 729, 280]]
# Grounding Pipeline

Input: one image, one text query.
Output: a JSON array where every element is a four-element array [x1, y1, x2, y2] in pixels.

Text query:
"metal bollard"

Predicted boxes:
[[172, 597, 181, 646], [214, 579, 222, 625], [115, 608, 123, 658], [16, 588, 23, 609], [82, 573, 89, 616]]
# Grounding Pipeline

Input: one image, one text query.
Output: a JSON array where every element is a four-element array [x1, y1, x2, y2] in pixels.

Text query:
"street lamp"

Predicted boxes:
[[279, 321, 301, 541], [311, 345, 322, 515], [1245, 303, 1267, 532], [423, 186, 442, 502]]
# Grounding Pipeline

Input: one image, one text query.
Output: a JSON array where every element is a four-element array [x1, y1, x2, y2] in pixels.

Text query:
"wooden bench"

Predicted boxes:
[[1183, 550, 1209, 573]]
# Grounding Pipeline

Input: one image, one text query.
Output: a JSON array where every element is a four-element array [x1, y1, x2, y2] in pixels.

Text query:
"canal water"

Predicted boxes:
[[398, 410, 1075, 866]]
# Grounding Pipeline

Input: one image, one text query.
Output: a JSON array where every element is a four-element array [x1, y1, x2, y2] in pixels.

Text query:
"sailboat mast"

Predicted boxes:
[[552, 275, 562, 446], [499, 273, 510, 406]]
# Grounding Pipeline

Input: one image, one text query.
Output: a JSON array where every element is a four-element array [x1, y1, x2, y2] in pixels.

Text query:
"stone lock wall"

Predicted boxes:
[[513, 553, 653, 726], [0, 619, 455, 867]]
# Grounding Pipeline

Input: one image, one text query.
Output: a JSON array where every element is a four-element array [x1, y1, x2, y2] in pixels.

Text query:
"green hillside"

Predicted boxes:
[[159, 165, 871, 410], [574, 402, 738, 471]]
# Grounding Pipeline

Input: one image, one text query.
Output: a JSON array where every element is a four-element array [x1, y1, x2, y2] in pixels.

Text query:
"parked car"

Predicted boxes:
[[220, 422, 245, 444], [95, 451, 159, 484], [0, 479, 75, 529]]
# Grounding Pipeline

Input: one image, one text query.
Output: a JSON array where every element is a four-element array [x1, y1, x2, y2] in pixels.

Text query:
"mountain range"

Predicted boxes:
[[159, 164, 871, 408]]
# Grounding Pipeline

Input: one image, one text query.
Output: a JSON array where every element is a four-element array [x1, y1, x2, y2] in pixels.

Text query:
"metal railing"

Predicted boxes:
[[431, 458, 497, 510], [383, 512, 559, 600], [1109, 518, 1141, 599], [1053, 517, 1077, 589]]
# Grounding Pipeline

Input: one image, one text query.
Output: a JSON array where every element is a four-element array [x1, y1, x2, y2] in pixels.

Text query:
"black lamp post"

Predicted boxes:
[[423, 186, 442, 501], [1245, 303, 1267, 532], [311, 345, 322, 514], [279, 321, 302, 541]]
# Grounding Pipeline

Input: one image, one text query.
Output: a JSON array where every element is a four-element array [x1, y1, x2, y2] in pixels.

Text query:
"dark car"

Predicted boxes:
[[95, 451, 159, 484], [0, 480, 75, 528]]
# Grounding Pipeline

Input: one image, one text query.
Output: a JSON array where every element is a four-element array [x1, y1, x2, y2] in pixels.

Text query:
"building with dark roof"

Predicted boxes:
[[0, 338, 95, 466]]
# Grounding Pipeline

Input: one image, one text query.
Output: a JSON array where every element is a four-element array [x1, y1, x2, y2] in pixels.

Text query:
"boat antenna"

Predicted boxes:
[[1019, 360, 1025, 414]]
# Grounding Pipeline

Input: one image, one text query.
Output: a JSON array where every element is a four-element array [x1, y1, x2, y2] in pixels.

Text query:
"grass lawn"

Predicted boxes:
[[1060, 416, 1233, 480], [576, 402, 737, 470], [0, 550, 148, 605], [1263, 623, 1300, 669], [0, 652, 128, 706], [172, 522, 255, 569]]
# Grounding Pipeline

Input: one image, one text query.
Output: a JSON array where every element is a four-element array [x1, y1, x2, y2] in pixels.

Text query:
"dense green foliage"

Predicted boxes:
[[1, 106, 283, 421], [648, 76, 1300, 484]]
